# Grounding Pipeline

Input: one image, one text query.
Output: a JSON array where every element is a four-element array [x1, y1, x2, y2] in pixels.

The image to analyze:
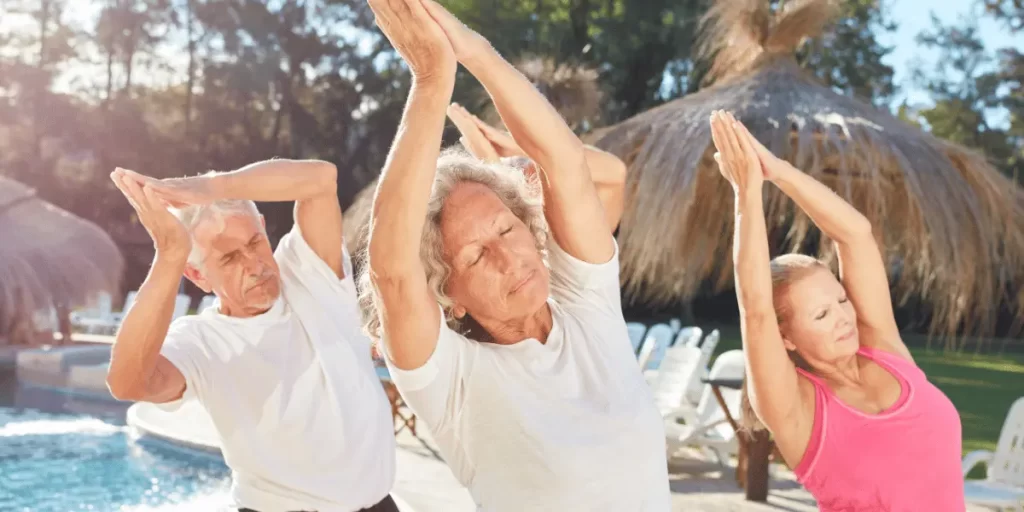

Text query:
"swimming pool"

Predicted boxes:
[[0, 380, 232, 511]]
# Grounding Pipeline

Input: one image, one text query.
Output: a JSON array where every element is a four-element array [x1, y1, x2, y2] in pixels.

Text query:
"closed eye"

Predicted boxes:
[[815, 309, 828, 321], [500, 226, 513, 236]]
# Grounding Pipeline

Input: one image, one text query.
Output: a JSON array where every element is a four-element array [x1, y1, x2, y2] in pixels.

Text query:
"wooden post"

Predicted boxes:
[[745, 429, 772, 501]]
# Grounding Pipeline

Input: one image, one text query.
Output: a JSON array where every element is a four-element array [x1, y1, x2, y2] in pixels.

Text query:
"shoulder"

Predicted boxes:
[[275, 226, 355, 284]]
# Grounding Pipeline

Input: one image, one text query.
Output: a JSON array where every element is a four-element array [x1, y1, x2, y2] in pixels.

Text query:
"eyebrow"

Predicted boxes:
[[465, 215, 503, 248]]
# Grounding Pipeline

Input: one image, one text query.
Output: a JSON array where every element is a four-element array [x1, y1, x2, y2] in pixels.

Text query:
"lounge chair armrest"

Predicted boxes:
[[961, 450, 993, 478], [664, 403, 700, 424]]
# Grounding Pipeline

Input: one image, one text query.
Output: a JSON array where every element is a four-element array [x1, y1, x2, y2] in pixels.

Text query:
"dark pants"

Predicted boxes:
[[238, 494, 400, 512]]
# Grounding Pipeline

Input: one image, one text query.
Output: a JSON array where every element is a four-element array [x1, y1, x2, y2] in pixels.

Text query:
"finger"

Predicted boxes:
[[142, 184, 174, 214], [709, 111, 728, 152], [420, 0, 457, 27], [121, 174, 152, 215], [728, 114, 759, 161], [720, 112, 744, 163], [398, 0, 433, 25], [114, 175, 145, 214]]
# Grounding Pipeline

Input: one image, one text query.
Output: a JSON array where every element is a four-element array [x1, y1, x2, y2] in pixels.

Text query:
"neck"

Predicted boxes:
[[476, 303, 554, 345], [814, 352, 864, 388], [219, 299, 272, 318]]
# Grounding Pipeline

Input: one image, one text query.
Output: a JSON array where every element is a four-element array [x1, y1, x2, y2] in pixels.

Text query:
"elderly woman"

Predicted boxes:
[[359, 0, 670, 510], [712, 110, 965, 510]]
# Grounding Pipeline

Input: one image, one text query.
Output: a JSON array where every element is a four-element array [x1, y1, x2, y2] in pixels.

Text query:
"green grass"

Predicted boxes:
[[702, 324, 1024, 460]]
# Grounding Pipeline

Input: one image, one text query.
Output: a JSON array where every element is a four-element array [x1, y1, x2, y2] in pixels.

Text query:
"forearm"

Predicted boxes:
[[106, 252, 186, 395], [733, 190, 774, 315], [368, 77, 454, 274], [770, 162, 872, 245], [463, 48, 585, 174], [211, 159, 337, 202]]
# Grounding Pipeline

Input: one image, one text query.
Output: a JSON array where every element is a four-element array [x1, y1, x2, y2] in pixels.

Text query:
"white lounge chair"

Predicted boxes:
[[70, 292, 116, 334], [685, 329, 721, 404], [665, 349, 745, 466], [674, 326, 703, 348], [627, 322, 647, 354], [172, 294, 193, 320], [197, 294, 218, 314], [649, 345, 703, 417], [642, 323, 675, 372], [637, 339, 657, 371], [963, 396, 1024, 511]]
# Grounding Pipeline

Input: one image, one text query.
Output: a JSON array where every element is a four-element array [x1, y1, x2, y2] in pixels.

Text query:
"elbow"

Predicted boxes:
[[106, 373, 144, 402], [849, 214, 873, 238], [317, 161, 338, 189]]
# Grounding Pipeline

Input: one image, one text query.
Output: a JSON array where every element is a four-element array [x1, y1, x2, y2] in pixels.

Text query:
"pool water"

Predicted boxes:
[[0, 391, 232, 511]]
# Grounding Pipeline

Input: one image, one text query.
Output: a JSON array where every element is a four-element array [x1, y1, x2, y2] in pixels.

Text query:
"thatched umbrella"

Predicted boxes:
[[587, 0, 1024, 339], [0, 176, 124, 344]]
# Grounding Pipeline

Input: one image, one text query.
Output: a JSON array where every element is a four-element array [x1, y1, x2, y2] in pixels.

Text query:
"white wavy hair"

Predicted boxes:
[[171, 198, 262, 271], [357, 149, 549, 343]]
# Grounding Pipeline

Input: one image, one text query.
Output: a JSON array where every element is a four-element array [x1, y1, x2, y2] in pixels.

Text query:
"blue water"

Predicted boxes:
[[0, 380, 232, 512]]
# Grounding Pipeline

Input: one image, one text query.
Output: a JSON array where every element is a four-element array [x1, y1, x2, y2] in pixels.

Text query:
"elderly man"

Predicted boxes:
[[106, 160, 398, 512]]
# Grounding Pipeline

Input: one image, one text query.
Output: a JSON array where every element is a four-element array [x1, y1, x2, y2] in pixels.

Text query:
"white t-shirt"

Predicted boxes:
[[385, 239, 670, 512], [159, 227, 396, 512]]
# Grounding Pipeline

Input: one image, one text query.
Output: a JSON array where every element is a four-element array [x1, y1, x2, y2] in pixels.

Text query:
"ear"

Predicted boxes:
[[183, 264, 212, 293], [781, 334, 798, 352], [259, 214, 266, 230], [452, 304, 467, 319]]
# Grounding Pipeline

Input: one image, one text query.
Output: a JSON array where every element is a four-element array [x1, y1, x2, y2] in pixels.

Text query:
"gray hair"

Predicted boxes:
[[171, 198, 262, 270], [357, 148, 549, 343]]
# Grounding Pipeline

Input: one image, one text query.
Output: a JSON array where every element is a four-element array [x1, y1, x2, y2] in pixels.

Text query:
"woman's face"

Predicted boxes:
[[439, 181, 549, 326], [778, 268, 860, 365]]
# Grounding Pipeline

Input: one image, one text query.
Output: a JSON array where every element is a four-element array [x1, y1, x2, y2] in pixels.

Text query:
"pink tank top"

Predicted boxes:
[[793, 346, 965, 511]]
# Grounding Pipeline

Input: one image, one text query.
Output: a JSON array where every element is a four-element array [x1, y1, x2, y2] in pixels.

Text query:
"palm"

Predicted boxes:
[[111, 169, 191, 254], [709, 111, 764, 193]]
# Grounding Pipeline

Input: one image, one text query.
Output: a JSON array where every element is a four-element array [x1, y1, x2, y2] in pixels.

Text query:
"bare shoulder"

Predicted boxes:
[[859, 327, 915, 364]]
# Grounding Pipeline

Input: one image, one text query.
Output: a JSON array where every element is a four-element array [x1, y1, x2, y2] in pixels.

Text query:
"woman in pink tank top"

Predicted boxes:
[[709, 111, 965, 511]]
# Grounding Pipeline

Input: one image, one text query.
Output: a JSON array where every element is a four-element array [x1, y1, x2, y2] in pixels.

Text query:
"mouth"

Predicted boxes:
[[247, 275, 273, 291], [837, 329, 856, 343], [509, 271, 535, 294]]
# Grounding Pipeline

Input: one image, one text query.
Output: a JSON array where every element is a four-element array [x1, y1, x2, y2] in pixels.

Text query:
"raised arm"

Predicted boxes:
[[424, 0, 612, 263], [447, 103, 627, 230], [105, 169, 188, 403], [742, 124, 909, 361], [138, 160, 342, 277], [712, 112, 807, 441], [364, 0, 456, 370]]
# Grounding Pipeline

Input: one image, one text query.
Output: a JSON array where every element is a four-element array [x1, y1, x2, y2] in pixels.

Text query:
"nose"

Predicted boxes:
[[240, 251, 266, 276], [492, 243, 517, 275]]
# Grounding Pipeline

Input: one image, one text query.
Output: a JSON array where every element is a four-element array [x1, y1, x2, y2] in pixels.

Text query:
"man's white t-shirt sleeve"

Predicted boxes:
[[155, 321, 208, 412], [383, 310, 475, 431], [275, 224, 356, 291], [547, 237, 622, 313]]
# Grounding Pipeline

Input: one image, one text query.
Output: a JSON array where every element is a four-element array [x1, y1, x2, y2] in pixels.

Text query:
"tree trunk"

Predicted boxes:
[[185, 0, 195, 134]]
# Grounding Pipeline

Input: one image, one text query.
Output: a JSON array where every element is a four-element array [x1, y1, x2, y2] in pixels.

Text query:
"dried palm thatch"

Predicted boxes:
[[586, 0, 1024, 340], [0, 177, 124, 342], [478, 57, 603, 132]]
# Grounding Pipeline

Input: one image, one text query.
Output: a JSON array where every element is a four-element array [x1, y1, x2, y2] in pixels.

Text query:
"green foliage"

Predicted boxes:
[[912, 13, 1023, 180]]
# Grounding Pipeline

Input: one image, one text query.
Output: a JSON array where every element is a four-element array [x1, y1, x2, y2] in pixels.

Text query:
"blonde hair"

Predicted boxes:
[[740, 253, 829, 432], [357, 149, 549, 344]]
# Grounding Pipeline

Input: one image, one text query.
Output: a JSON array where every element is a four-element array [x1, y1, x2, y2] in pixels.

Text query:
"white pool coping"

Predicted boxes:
[[127, 402, 476, 512]]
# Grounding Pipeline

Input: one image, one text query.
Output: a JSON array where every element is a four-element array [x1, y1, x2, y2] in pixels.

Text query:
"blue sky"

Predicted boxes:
[[881, 0, 1021, 110]]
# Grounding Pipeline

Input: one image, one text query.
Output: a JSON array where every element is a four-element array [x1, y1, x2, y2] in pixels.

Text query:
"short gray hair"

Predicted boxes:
[[172, 199, 261, 269], [357, 148, 549, 343]]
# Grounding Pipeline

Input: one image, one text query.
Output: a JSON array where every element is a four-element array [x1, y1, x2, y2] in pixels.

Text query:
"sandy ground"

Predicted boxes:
[[391, 428, 997, 512]]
